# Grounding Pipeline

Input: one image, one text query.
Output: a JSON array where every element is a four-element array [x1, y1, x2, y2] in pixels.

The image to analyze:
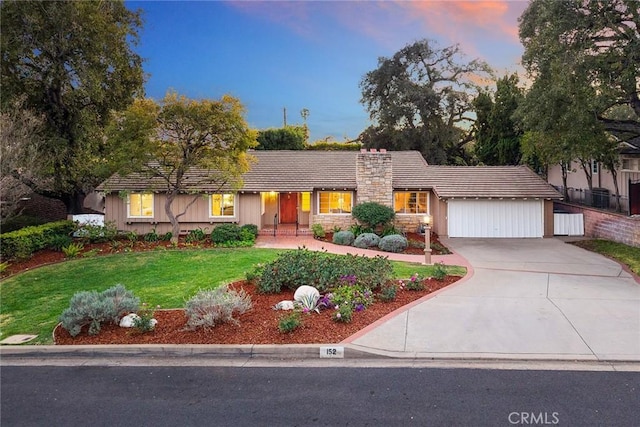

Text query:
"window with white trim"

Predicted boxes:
[[591, 160, 599, 175], [318, 191, 352, 214], [210, 193, 235, 217], [394, 191, 428, 214], [127, 193, 154, 218]]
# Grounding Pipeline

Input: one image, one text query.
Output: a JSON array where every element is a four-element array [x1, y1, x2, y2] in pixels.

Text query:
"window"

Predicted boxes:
[[301, 192, 311, 212], [591, 160, 599, 175], [394, 192, 428, 214], [210, 193, 235, 217], [318, 191, 352, 214], [127, 193, 154, 218]]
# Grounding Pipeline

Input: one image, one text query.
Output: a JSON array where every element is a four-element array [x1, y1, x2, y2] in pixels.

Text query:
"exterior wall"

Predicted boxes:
[[555, 201, 640, 248], [310, 213, 355, 232], [238, 193, 261, 228], [104, 192, 250, 235], [356, 151, 393, 205]]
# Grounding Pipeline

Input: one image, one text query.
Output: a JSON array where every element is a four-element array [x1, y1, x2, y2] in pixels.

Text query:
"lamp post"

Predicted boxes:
[[423, 215, 432, 265]]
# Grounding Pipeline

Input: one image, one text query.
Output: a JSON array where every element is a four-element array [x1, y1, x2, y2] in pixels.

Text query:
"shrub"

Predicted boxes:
[[62, 242, 84, 258], [59, 284, 139, 337], [378, 234, 408, 253], [353, 232, 380, 249], [49, 234, 74, 251], [240, 224, 258, 239], [75, 221, 118, 243], [133, 303, 158, 333], [278, 312, 302, 333], [377, 282, 398, 302], [331, 281, 374, 311], [143, 228, 159, 242], [352, 202, 395, 230], [251, 248, 393, 294], [185, 227, 208, 243], [184, 285, 252, 330], [404, 273, 425, 291], [0, 220, 76, 260], [332, 230, 355, 246], [432, 262, 447, 281], [380, 224, 402, 237], [295, 292, 320, 314], [160, 231, 173, 241], [332, 305, 353, 323], [210, 224, 240, 244], [311, 223, 325, 239]]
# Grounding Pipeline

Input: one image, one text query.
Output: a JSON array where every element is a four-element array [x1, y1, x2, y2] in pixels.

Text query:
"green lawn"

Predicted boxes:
[[572, 239, 640, 275], [0, 248, 466, 345]]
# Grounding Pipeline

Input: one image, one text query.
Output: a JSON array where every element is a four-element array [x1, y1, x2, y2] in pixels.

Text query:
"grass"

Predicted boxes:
[[571, 239, 640, 275], [0, 248, 466, 345]]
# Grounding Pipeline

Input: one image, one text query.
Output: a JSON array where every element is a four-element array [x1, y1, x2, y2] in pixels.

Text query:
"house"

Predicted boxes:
[[547, 137, 640, 215], [98, 149, 562, 238]]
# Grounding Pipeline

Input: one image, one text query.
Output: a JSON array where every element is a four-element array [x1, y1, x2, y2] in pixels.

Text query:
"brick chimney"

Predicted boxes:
[[356, 149, 393, 206]]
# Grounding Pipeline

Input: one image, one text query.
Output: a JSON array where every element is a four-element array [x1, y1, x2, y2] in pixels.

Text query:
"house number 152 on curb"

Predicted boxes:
[[320, 346, 344, 358]]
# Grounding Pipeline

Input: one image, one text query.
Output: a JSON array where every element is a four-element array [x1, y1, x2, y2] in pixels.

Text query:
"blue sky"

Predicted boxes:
[[128, 1, 528, 142]]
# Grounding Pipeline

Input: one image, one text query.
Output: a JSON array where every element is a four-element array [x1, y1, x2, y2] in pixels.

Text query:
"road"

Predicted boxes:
[[2, 363, 639, 426]]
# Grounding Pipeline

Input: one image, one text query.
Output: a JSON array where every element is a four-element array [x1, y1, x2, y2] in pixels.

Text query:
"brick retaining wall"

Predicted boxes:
[[555, 202, 640, 248]]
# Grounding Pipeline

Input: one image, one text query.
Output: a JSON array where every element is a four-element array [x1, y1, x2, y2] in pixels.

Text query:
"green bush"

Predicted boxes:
[[353, 232, 380, 249], [278, 312, 302, 333], [143, 228, 159, 242], [378, 234, 408, 253], [311, 223, 325, 239], [0, 220, 76, 260], [332, 230, 355, 246], [75, 221, 118, 243], [49, 234, 74, 251], [432, 262, 447, 281], [210, 224, 240, 244], [251, 248, 393, 294], [59, 284, 139, 337], [332, 304, 353, 323], [377, 282, 398, 302], [62, 242, 84, 258], [1, 215, 48, 233], [352, 202, 395, 230], [240, 224, 258, 238], [185, 227, 208, 243], [184, 285, 252, 330]]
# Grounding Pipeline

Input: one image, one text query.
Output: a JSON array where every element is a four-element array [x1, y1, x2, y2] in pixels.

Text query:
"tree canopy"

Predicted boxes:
[[473, 74, 524, 165], [256, 126, 307, 150], [0, 0, 145, 213], [359, 39, 492, 165], [519, 0, 640, 143], [109, 92, 257, 241]]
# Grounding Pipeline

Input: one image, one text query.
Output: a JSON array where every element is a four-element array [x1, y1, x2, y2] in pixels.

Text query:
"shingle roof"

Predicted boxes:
[[98, 150, 433, 192], [97, 151, 562, 199], [424, 165, 563, 199]]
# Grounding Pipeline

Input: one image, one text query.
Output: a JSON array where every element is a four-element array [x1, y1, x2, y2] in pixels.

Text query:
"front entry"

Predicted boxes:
[[279, 192, 298, 223]]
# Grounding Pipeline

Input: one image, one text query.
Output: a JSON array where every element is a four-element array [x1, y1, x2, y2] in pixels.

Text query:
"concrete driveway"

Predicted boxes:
[[349, 238, 640, 362]]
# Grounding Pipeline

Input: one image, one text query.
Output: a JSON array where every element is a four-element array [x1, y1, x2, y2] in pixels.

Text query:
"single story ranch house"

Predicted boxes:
[[98, 149, 563, 238]]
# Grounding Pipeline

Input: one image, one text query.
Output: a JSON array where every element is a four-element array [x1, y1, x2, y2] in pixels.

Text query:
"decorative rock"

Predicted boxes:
[[294, 285, 320, 302], [273, 300, 295, 310], [119, 313, 140, 327]]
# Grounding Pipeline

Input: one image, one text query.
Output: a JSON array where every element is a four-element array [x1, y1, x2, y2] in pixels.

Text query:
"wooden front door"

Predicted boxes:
[[279, 193, 298, 223], [630, 180, 640, 215]]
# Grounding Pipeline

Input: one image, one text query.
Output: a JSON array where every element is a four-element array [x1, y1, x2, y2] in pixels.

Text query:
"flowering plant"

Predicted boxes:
[[403, 273, 425, 291]]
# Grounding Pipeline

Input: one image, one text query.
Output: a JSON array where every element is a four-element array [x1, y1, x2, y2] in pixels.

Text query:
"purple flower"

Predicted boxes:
[[355, 303, 365, 312]]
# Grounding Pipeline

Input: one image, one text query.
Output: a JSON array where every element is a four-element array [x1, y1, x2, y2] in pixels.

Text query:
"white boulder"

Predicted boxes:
[[294, 285, 320, 302], [119, 313, 140, 327], [273, 300, 295, 310]]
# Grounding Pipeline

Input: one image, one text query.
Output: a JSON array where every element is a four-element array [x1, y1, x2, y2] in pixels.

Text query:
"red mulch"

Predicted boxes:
[[53, 278, 459, 345]]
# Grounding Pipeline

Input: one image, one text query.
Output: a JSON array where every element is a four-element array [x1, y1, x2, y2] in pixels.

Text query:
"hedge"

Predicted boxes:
[[0, 220, 76, 260]]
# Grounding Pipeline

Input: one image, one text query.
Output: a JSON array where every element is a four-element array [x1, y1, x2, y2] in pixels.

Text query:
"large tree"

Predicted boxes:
[[473, 73, 524, 165], [519, 0, 640, 143], [109, 92, 257, 241], [256, 126, 307, 150], [359, 39, 492, 164], [1, 0, 144, 214]]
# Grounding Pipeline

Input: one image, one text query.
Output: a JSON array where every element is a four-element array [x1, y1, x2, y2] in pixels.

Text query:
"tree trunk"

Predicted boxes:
[[561, 162, 569, 201], [165, 191, 181, 243], [61, 190, 86, 215]]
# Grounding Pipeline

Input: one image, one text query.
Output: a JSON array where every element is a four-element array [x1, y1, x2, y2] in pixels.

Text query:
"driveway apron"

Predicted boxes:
[[348, 238, 640, 362]]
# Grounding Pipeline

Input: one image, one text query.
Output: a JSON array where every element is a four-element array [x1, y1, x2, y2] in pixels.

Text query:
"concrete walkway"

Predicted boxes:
[[347, 238, 640, 362]]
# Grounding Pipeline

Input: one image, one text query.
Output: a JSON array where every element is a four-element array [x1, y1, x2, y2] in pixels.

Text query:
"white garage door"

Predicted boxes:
[[448, 200, 543, 238]]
